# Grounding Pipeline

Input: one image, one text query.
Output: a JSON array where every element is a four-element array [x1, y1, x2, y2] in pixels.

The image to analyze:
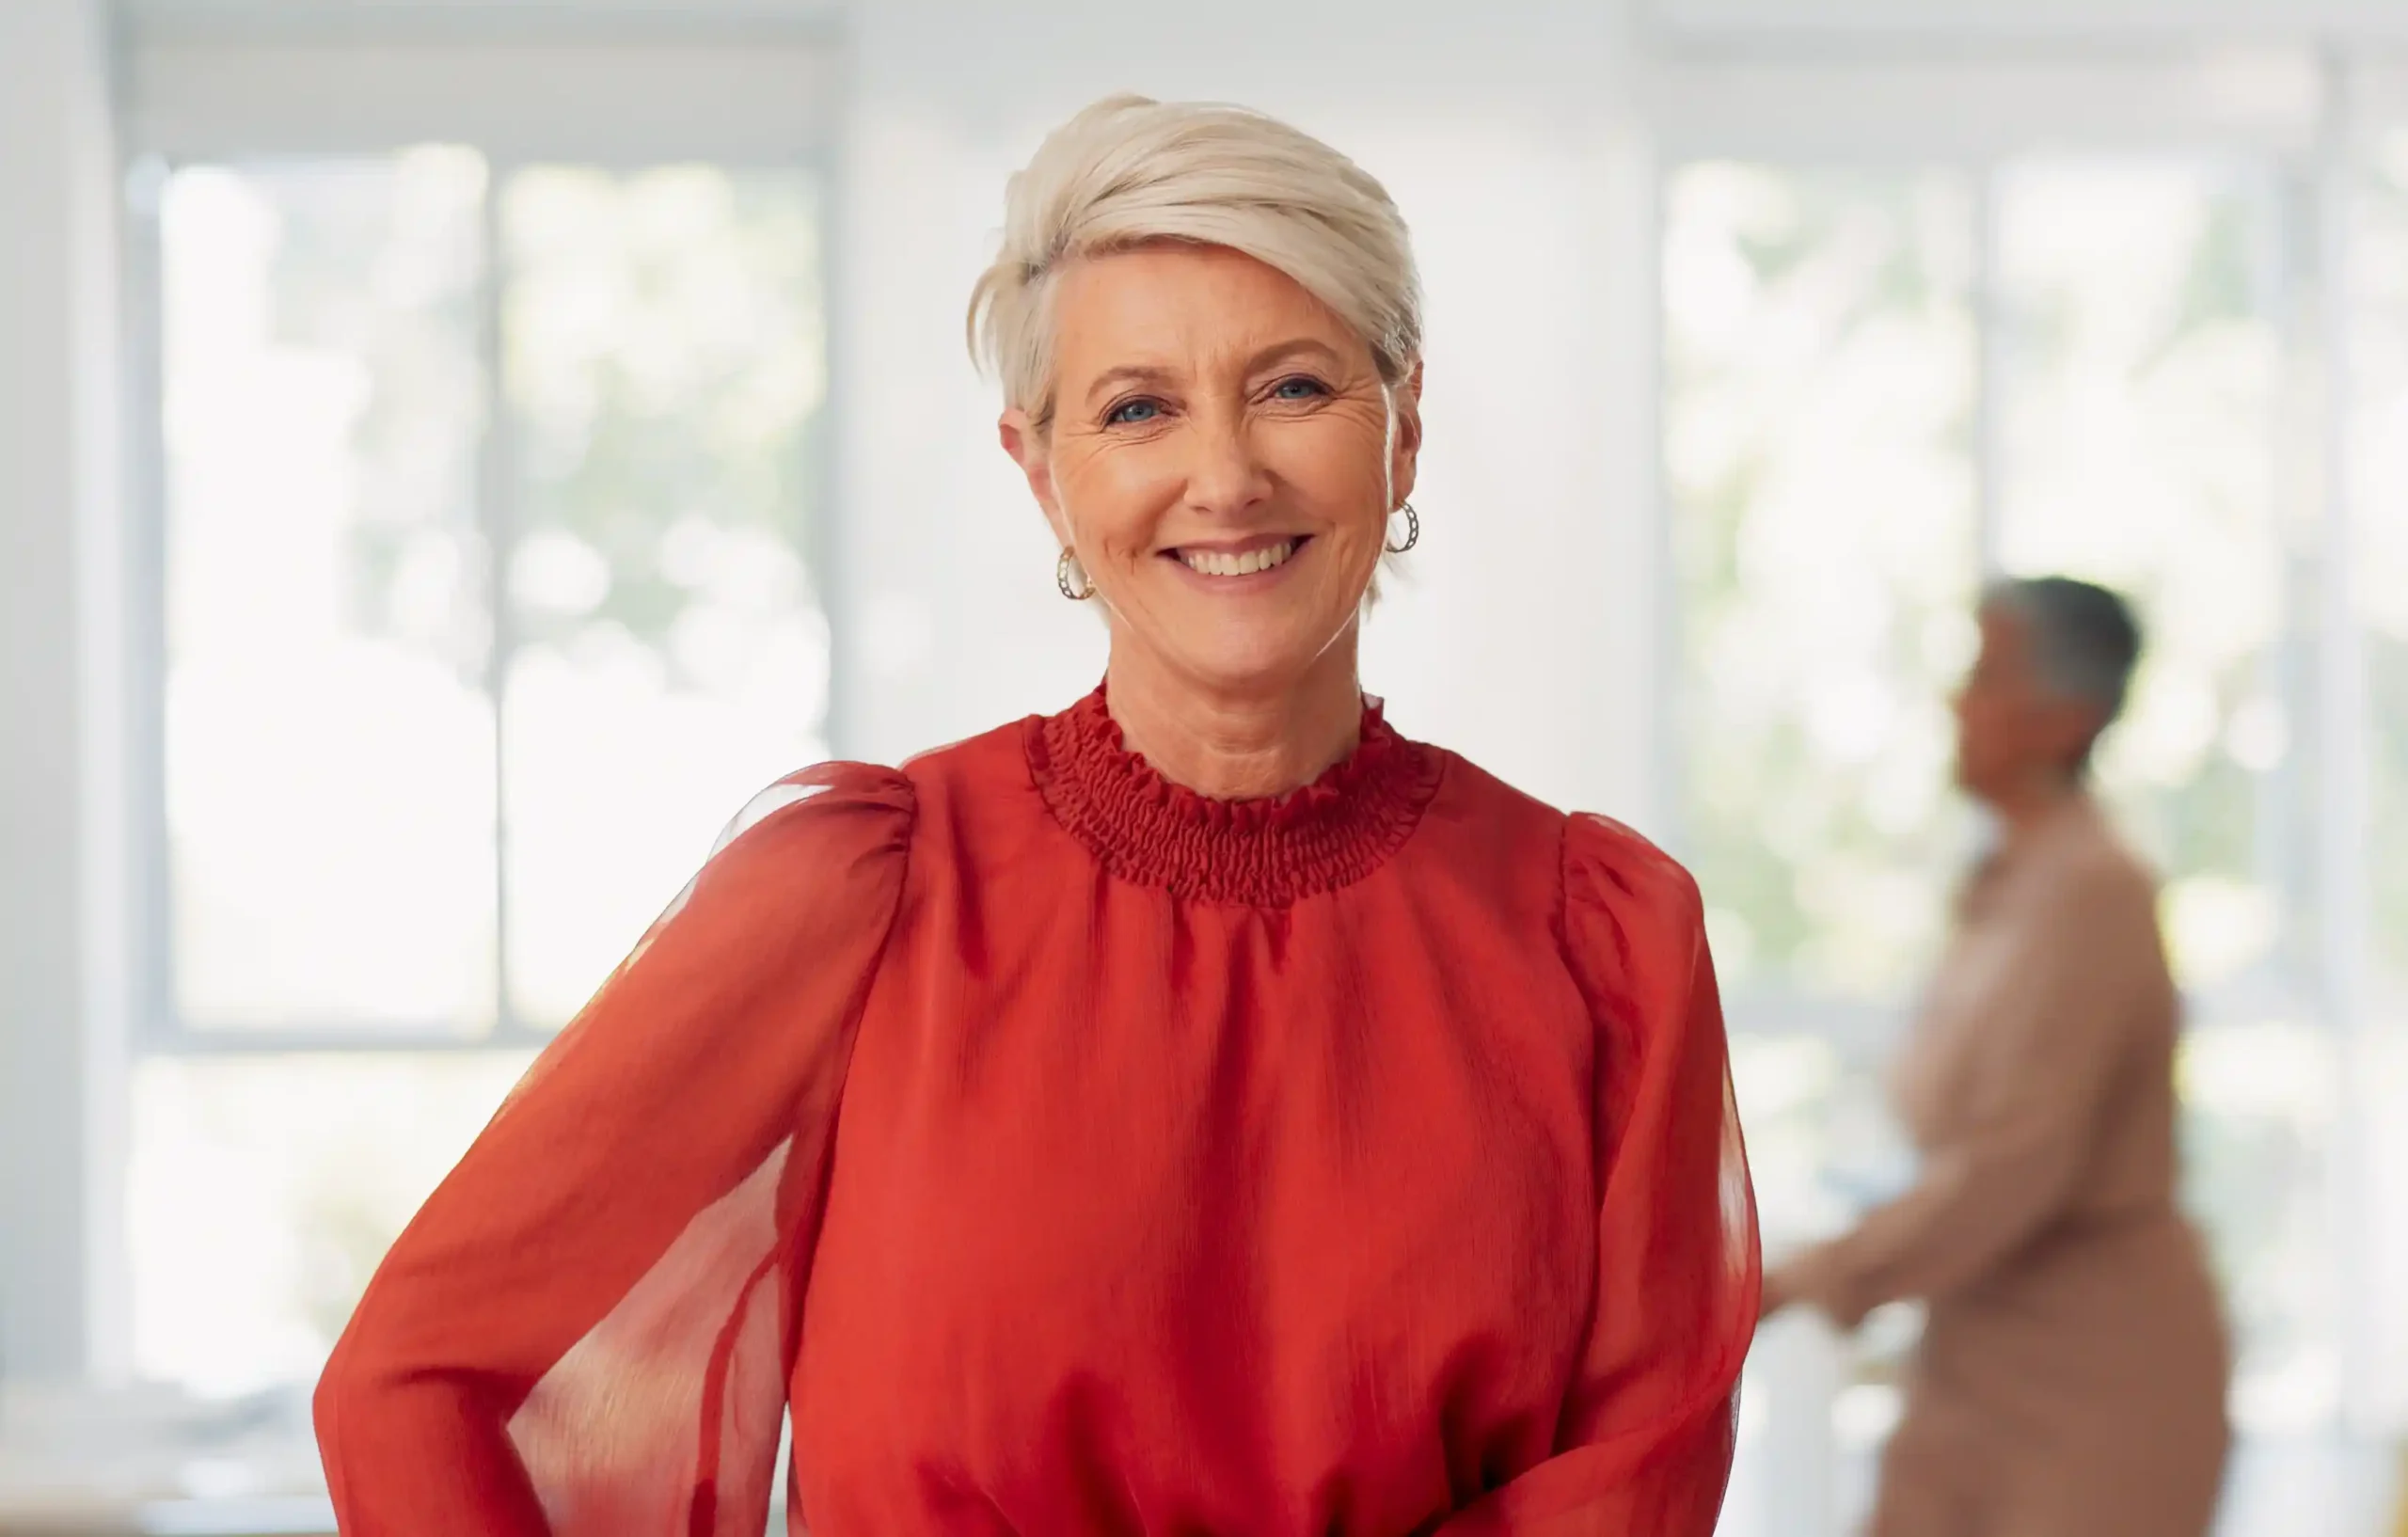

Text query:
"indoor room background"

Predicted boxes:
[[3, 0, 2405, 1532]]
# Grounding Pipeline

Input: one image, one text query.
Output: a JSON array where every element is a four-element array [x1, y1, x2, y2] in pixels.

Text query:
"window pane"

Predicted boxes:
[[499, 166, 832, 1028], [1664, 164, 1980, 1006], [2359, 132, 2408, 1007], [160, 151, 498, 1032], [1730, 1030, 1913, 1251], [1994, 156, 2296, 993], [128, 1052, 532, 1391], [1994, 156, 2333, 1428], [2353, 125, 2408, 1430], [2178, 1020, 2341, 1430]]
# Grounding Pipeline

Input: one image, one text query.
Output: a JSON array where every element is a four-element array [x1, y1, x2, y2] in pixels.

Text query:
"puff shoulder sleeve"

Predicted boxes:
[[313, 763, 914, 1536]]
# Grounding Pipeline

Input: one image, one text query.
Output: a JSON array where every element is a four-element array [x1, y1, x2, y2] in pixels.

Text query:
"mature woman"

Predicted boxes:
[[1762, 578, 2229, 1537], [314, 95, 1757, 1536]]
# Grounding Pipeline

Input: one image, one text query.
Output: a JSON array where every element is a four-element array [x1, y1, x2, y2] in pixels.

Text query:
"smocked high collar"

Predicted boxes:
[[1025, 686, 1442, 906]]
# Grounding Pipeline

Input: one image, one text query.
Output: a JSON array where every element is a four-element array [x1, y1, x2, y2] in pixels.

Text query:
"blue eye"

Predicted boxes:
[[1270, 375, 1329, 401], [1106, 398, 1162, 425]]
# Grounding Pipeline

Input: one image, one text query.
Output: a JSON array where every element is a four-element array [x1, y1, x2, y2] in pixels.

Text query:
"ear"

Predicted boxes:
[[1000, 408, 1073, 549], [1388, 360, 1425, 507]]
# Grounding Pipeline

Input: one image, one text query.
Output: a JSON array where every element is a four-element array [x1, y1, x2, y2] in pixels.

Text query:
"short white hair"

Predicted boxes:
[[967, 94, 1423, 429]]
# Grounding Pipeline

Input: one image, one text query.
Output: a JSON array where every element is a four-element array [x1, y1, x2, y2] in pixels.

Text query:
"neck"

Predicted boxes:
[[1102, 632, 1364, 800], [1986, 769, 2083, 845]]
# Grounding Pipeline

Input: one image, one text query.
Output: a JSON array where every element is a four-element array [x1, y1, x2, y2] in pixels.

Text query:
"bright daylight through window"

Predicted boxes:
[[1668, 147, 2379, 1448], [134, 147, 830, 1389]]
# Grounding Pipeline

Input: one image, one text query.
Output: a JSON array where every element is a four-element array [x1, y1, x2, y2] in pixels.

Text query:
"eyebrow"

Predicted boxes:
[[1079, 339, 1350, 408]]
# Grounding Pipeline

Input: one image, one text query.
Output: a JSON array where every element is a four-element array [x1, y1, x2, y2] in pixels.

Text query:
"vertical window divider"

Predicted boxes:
[[2266, 152, 2315, 996], [1972, 156, 2004, 579], [479, 155, 520, 1045], [1646, 151, 1686, 864], [806, 147, 852, 764], [123, 154, 180, 1052], [2312, 51, 2380, 1434]]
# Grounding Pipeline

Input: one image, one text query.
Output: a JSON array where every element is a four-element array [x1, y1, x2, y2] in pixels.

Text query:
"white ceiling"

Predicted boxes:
[[1646, 0, 2408, 45], [117, 0, 848, 41]]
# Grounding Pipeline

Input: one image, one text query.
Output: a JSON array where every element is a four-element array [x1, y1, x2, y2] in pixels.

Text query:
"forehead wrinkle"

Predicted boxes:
[[1050, 250, 1371, 402]]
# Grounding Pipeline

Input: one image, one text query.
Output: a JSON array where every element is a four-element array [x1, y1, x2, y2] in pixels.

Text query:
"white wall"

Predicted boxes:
[[0, 0, 129, 1384]]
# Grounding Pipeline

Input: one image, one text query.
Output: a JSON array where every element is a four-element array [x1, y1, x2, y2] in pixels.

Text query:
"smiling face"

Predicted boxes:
[[1000, 243, 1419, 705]]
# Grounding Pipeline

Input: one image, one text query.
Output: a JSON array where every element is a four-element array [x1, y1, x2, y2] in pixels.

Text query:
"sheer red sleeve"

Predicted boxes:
[[312, 763, 914, 1536], [1436, 814, 1760, 1537]]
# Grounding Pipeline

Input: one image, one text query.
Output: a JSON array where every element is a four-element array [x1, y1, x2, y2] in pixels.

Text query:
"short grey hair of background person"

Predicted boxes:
[[1982, 575, 2145, 771], [964, 93, 1424, 435]]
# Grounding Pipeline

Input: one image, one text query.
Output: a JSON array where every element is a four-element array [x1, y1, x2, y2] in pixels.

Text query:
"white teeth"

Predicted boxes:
[[1180, 539, 1297, 578]]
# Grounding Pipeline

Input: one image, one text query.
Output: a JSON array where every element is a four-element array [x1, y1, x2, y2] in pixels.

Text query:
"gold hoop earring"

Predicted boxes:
[[1385, 501, 1420, 555], [1055, 547, 1095, 601]]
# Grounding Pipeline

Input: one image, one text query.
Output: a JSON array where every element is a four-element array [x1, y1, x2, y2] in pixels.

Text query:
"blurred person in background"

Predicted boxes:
[[1761, 576, 2229, 1537], [311, 95, 1758, 1535]]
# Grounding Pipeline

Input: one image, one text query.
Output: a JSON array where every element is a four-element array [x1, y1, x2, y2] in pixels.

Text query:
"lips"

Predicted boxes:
[[1174, 538, 1302, 578]]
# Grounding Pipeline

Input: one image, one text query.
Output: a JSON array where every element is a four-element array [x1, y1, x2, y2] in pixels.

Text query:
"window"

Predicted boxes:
[[1662, 163, 1981, 1301], [1663, 164, 1979, 1013], [1993, 157, 2298, 995], [2359, 127, 2408, 1015], [2351, 119, 2408, 1428], [130, 144, 830, 1389], [1668, 62, 2407, 1527], [1990, 155, 2340, 1426]]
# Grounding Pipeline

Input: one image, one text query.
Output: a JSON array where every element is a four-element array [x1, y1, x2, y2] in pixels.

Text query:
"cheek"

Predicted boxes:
[[1056, 445, 1176, 553], [1270, 420, 1392, 530]]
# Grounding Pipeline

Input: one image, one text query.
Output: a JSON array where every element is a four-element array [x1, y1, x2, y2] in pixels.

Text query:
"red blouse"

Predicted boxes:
[[315, 690, 1759, 1536]]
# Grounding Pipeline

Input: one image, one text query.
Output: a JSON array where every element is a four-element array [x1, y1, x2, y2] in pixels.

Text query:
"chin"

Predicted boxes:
[[1180, 654, 1320, 698], [1170, 630, 1336, 698]]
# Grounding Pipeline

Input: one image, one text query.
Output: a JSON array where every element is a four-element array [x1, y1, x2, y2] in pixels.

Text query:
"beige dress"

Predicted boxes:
[[1783, 796, 2230, 1537]]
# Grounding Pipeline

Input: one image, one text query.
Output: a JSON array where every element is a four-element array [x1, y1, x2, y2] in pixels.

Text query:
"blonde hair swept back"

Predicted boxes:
[[966, 94, 1423, 430]]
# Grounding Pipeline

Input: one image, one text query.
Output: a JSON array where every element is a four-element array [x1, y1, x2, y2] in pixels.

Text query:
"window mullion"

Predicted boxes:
[[1646, 151, 1684, 854], [2269, 154, 2321, 991], [2315, 78, 2373, 1049], [2312, 55, 2380, 1434], [1972, 156, 2004, 578], [481, 156, 518, 1042], [124, 156, 181, 1053]]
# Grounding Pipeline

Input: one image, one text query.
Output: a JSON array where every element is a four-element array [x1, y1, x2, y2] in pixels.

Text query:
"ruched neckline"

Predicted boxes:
[[1025, 685, 1443, 905]]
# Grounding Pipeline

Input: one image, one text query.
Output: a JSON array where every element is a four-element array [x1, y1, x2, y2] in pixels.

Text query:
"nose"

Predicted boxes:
[[1180, 404, 1274, 523]]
